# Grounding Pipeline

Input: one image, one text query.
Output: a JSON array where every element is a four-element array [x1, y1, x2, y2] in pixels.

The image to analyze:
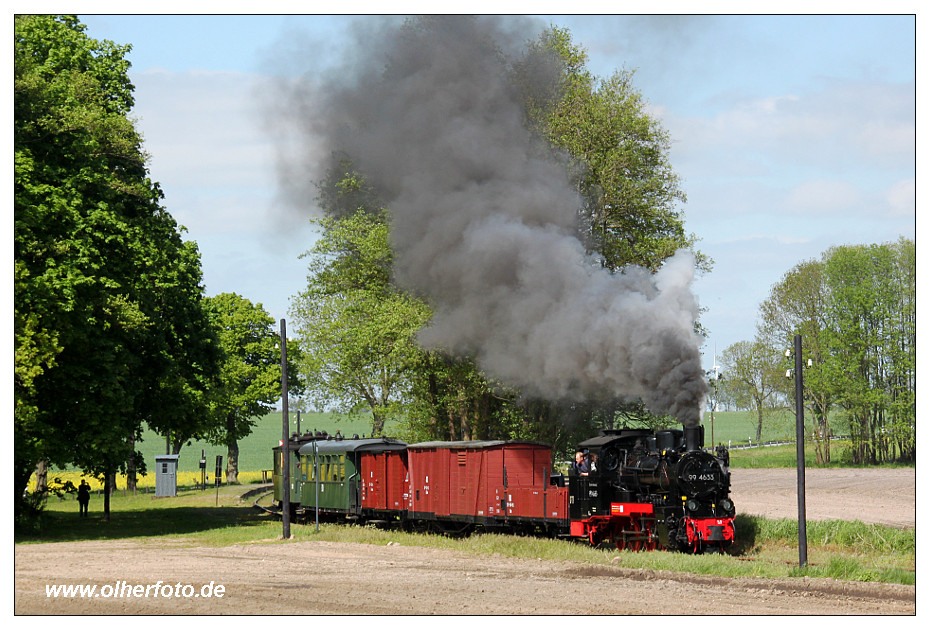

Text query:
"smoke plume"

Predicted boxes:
[[279, 16, 706, 425]]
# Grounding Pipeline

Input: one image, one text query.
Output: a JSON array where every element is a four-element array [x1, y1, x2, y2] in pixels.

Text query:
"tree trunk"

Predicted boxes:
[[34, 460, 48, 503], [103, 471, 111, 521], [126, 437, 137, 494], [458, 386, 471, 441], [426, 367, 441, 440], [225, 411, 239, 484], [226, 439, 240, 485], [447, 409, 456, 441], [370, 410, 386, 437]]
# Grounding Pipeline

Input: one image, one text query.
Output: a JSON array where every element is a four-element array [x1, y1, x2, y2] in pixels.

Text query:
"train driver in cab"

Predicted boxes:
[[573, 449, 591, 476]]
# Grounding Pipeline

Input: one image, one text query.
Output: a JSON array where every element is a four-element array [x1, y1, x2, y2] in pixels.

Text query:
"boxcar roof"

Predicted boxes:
[[407, 440, 549, 450], [298, 437, 407, 455]]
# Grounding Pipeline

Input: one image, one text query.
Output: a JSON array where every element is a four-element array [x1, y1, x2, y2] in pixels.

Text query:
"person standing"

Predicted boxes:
[[77, 479, 90, 517]]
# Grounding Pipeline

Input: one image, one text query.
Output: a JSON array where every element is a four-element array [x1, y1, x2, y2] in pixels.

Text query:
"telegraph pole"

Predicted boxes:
[[281, 319, 291, 540], [793, 334, 808, 567]]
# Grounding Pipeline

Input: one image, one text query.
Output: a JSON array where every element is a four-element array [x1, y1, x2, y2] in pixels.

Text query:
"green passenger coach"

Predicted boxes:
[[297, 437, 407, 517], [272, 433, 318, 512]]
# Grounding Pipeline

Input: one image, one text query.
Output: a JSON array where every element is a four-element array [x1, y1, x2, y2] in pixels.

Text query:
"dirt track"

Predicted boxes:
[[730, 467, 915, 528], [15, 468, 916, 615]]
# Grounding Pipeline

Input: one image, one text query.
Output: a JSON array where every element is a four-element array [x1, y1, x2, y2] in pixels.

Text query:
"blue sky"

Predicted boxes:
[[78, 13, 917, 374]]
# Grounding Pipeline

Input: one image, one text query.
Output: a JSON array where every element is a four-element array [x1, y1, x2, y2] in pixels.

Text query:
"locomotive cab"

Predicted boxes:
[[567, 430, 658, 549]]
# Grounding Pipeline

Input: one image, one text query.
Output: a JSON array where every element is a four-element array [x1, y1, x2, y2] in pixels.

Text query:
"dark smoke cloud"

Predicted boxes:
[[275, 16, 706, 425]]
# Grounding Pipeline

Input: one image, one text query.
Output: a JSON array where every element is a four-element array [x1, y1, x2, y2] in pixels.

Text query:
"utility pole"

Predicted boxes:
[[711, 343, 719, 446], [791, 334, 808, 567], [281, 319, 290, 540]]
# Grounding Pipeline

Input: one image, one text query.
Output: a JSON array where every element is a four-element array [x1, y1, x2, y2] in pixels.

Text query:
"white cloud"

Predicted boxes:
[[885, 178, 916, 218], [133, 69, 274, 191], [128, 67, 319, 320], [784, 179, 865, 215], [667, 77, 914, 177]]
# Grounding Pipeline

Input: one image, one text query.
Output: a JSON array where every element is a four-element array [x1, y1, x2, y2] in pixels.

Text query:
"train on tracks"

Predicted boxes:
[[271, 425, 735, 553]]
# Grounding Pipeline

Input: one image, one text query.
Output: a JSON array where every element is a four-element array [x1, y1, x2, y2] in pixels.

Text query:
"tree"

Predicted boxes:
[[758, 259, 834, 462], [291, 207, 431, 437], [203, 294, 293, 483], [822, 241, 915, 463], [719, 339, 784, 442], [756, 239, 915, 464], [14, 15, 218, 518], [518, 26, 710, 275], [510, 25, 712, 444]]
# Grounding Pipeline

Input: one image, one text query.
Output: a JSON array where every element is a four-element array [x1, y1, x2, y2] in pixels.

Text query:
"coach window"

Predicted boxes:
[[339, 454, 346, 481]]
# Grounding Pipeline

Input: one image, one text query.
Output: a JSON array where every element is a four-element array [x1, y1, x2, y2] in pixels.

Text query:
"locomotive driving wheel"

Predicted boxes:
[[612, 521, 629, 551], [613, 516, 656, 552], [626, 519, 644, 552]]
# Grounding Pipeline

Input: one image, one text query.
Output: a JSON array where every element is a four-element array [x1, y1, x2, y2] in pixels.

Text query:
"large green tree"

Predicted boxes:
[[510, 25, 709, 444], [290, 207, 431, 437], [14, 15, 218, 517], [519, 26, 709, 274], [822, 240, 915, 463], [203, 293, 295, 483]]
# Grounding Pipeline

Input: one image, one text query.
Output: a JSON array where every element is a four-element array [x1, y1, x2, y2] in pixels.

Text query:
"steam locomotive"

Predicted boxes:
[[272, 424, 735, 553]]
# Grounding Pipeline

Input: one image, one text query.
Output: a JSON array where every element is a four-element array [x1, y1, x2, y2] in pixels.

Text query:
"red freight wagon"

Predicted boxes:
[[406, 440, 568, 530], [358, 442, 409, 516]]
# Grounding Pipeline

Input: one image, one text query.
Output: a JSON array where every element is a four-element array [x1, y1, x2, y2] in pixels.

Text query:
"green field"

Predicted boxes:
[[41, 411, 392, 490], [146, 409, 812, 474], [136, 411, 389, 475], [700, 408, 839, 447]]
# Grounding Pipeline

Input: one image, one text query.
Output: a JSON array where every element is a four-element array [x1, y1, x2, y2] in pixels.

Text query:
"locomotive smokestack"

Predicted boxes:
[[684, 425, 704, 452], [270, 16, 707, 423]]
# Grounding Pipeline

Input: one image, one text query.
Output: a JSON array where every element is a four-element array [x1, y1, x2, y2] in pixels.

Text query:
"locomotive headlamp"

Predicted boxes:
[[720, 499, 733, 511], [686, 499, 699, 512]]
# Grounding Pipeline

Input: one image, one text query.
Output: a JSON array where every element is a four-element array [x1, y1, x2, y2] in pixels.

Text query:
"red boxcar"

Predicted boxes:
[[406, 440, 567, 528], [358, 442, 409, 515]]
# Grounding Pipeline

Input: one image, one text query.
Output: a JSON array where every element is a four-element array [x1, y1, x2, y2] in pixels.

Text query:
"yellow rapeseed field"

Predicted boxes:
[[30, 470, 266, 491]]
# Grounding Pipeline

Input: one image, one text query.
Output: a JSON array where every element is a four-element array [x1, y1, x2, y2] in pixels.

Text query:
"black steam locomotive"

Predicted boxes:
[[567, 425, 735, 552]]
